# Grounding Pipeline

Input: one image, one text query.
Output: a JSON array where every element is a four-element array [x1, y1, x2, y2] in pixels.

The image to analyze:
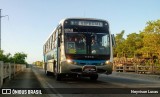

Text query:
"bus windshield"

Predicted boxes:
[[65, 31, 110, 55]]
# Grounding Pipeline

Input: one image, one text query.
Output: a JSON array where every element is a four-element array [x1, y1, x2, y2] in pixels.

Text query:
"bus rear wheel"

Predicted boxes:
[[45, 70, 51, 76], [90, 74, 98, 80], [56, 74, 62, 81]]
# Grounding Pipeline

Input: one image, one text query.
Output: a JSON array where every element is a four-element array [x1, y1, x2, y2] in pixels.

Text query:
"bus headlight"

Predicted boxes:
[[105, 60, 113, 65], [67, 59, 72, 63], [66, 59, 76, 65]]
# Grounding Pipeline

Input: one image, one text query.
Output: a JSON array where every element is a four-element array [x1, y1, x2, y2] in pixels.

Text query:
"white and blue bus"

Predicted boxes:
[[43, 18, 115, 81]]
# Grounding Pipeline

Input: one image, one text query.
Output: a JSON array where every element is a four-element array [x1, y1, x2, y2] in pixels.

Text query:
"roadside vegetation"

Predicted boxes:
[[114, 19, 160, 59], [0, 50, 27, 64]]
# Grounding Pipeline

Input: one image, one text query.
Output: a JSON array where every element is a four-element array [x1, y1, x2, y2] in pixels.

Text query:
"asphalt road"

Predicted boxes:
[[1, 66, 160, 97]]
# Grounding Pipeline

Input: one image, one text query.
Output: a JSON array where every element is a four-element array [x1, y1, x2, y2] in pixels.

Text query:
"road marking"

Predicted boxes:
[[32, 68, 63, 97]]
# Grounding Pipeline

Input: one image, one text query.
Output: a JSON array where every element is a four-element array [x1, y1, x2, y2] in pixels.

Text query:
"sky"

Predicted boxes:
[[0, 0, 160, 63]]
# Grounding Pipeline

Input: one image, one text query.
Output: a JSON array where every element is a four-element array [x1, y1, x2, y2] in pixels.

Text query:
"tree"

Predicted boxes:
[[114, 30, 126, 57], [125, 33, 143, 57], [13, 52, 27, 64], [0, 50, 28, 64], [0, 50, 12, 62], [139, 19, 160, 58], [0, 50, 7, 62], [114, 19, 160, 59]]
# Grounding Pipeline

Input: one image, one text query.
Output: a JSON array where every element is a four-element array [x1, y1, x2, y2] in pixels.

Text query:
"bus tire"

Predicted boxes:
[[56, 74, 62, 81], [46, 71, 51, 76], [90, 74, 98, 80]]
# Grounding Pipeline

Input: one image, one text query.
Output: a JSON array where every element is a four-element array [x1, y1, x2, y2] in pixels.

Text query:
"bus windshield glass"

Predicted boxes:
[[64, 30, 110, 55]]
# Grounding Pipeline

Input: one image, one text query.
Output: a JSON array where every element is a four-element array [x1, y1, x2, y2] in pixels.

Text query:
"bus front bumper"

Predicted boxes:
[[61, 62, 113, 75]]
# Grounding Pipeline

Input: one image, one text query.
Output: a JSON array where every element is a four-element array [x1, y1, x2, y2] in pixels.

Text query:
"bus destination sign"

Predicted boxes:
[[70, 20, 103, 27]]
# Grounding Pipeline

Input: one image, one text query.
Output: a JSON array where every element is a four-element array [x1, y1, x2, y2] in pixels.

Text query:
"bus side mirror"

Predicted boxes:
[[58, 25, 62, 43], [58, 25, 62, 47], [111, 34, 116, 47], [58, 37, 60, 47]]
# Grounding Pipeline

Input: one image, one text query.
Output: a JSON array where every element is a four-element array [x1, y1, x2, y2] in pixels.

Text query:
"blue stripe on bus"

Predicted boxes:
[[72, 60, 106, 65]]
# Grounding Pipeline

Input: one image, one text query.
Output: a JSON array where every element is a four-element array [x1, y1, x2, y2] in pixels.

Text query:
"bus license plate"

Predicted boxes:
[[83, 65, 96, 72]]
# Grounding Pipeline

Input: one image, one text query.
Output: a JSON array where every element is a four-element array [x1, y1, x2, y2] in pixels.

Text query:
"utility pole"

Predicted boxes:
[[0, 9, 1, 50], [0, 9, 9, 50]]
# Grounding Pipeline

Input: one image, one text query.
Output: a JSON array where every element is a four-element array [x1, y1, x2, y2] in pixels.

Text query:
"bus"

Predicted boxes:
[[43, 18, 115, 81]]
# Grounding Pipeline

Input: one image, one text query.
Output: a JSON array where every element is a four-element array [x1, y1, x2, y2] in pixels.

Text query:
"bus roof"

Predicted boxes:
[[59, 17, 108, 25]]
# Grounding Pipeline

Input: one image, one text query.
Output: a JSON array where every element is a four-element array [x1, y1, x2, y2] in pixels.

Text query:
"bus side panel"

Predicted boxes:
[[44, 50, 55, 73]]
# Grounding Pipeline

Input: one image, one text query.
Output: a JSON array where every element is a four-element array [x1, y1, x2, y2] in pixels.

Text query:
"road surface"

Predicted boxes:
[[1, 66, 160, 97]]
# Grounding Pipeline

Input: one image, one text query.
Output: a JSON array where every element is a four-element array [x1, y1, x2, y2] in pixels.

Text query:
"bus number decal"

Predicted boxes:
[[65, 29, 73, 32]]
